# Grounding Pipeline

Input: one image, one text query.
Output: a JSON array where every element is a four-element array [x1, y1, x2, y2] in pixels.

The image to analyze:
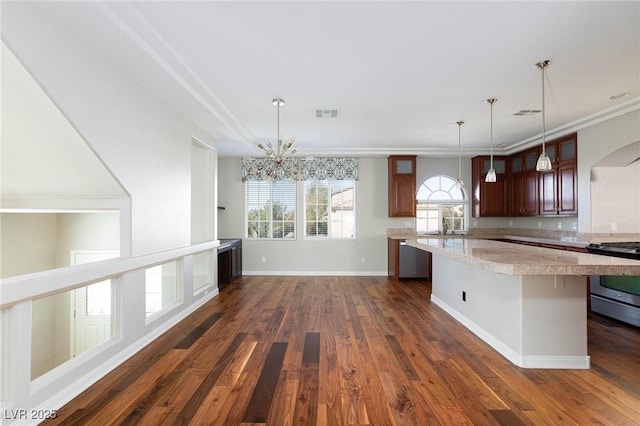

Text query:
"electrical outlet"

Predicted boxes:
[[473, 221, 478, 228], [572, 222, 577, 230], [361, 257, 366, 264], [537, 221, 542, 228], [462, 291, 466, 302], [261, 256, 266, 263], [557, 221, 563, 229], [508, 220, 513, 227], [611, 223, 618, 231]]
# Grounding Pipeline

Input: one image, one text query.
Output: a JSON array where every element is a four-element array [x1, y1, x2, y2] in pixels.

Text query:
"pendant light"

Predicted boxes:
[[535, 60, 552, 172], [485, 98, 498, 183], [456, 120, 465, 189]]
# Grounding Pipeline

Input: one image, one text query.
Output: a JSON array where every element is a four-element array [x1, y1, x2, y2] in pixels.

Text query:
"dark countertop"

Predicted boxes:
[[218, 238, 242, 250]]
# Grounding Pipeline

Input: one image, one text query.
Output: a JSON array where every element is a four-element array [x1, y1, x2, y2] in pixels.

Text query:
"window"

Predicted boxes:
[[246, 180, 296, 239], [416, 175, 467, 233], [145, 261, 179, 318], [304, 180, 355, 238], [192, 251, 212, 293]]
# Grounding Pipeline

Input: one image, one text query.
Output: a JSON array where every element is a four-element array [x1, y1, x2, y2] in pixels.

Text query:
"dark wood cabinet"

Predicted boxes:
[[539, 133, 578, 216], [388, 155, 416, 217], [388, 238, 399, 280], [218, 239, 242, 285], [509, 147, 539, 216], [472, 156, 508, 217]]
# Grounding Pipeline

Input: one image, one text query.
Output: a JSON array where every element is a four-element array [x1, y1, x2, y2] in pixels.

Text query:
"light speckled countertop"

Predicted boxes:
[[407, 238, 640, 276]]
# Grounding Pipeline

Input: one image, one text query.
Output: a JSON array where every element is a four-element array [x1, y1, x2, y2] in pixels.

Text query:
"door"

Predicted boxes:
[[558, 162, 578, 215], [70, 250, 119, 357], [539, 169, 557, 215]]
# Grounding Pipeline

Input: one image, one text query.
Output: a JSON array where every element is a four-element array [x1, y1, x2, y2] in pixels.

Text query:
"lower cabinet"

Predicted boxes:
[[388, 238, 431, 280], [218, 239, 242, 285]]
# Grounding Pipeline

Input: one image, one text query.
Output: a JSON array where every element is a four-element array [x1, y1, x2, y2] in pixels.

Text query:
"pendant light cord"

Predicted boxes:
[[457, 121, 464, 181], [490, 103, 493, 168], [488, 99, 496, 169], [541, 62, 546, 155], [277, 102, 281, 150]]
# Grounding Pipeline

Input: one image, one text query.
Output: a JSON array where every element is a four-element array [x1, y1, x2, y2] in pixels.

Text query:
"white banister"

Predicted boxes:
[[0, 240, 220, 308]]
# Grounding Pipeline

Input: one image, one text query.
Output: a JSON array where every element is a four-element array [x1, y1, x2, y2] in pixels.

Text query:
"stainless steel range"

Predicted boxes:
[[587, 242, 640, 260], [587, 242, 640, 327]]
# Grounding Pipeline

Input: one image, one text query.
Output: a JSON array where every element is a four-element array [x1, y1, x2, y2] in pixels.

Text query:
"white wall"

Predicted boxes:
[[56, 212, 121, 267], [1, 3, 220, 416], [1, 214, 58, 278], [577, 110, 640, 232], [591, 158, 640, 233], [219, 157, 394, 274], [2, 2, 216, 256], [218, 156, 475, 274], [1, 43, 127, 200], [1, 212, 120, 279]]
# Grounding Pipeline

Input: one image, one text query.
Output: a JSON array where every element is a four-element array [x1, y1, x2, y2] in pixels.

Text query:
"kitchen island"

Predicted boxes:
[[407, 238, 640, 369]]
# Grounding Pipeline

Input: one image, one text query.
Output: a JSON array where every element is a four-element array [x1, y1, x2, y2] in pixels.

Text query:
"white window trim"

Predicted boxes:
[[245, 180, 297, 240], [416, 175, 468, 233], [303, 180, 356, 240]]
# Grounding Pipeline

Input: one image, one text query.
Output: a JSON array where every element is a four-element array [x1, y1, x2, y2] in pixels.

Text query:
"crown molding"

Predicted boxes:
[[95, 2, 257, 151]]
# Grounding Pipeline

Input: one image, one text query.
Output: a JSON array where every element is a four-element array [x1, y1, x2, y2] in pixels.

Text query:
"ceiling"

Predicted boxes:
[[11, 1, 640, 157]]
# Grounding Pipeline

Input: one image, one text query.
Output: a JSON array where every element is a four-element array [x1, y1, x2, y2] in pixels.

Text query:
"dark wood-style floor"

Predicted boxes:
[[47, 276, 640, 425]]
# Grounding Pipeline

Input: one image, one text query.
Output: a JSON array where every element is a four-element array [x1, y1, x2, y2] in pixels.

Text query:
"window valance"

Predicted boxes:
[[242, 157, 358, 181]]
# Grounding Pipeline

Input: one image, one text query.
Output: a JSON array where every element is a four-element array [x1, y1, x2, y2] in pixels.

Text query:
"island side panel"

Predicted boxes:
[[430, 254, 524, 361], [521, 275, 589, 369], [430, 254, 591, 369]]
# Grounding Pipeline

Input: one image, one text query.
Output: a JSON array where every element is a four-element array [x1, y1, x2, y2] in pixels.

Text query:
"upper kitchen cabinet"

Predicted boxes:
[[509, 147, 539, 216], [472, 156, 508, 217], [539, 133, 578, 215], [388, 155, 416, 217]]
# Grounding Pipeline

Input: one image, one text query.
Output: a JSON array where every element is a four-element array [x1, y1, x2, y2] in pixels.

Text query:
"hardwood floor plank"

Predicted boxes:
[[302, 332, 321, 364], [293, 364, 319, 425], [174, 312, 223, 349], [242, 342, 288, 423], [335, 335, 369, 424], [343, 291, 366, 341], [268, 376, 299, 426], [489, 409, 526, 426], [384, 335, 420, 381], [46, 276, 640, 426], [174, 332, 248, 424], [378, 371, 425, 425], [188, 340, 257, 424], [61, 348, 187, 425]]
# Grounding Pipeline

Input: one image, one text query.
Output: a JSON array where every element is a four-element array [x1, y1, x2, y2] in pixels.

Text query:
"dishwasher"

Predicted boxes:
[[399, 240, 431, 279]]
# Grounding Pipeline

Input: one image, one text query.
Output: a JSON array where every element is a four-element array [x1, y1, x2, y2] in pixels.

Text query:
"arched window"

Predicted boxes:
[[416, 175, 467, 233]]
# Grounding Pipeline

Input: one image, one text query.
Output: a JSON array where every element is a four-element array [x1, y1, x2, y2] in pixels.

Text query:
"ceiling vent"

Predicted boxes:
[[315, 109, 339, 118], [513, 109, 541, 116]]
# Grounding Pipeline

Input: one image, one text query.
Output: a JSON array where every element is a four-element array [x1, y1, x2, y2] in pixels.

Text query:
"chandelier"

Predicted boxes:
[[256, 98, 300, 179]]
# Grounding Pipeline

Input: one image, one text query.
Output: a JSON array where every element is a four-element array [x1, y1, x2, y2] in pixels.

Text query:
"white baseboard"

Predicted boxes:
[[521, 355, 590, 369], [243, 270, 388, 276], [431, 295, 590, 370]]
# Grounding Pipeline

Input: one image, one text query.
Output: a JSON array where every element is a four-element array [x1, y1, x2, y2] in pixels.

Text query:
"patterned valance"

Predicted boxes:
[[242, 157, 358, 181], [300, 157, 358, 180], [241, 158, 300, 181]]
